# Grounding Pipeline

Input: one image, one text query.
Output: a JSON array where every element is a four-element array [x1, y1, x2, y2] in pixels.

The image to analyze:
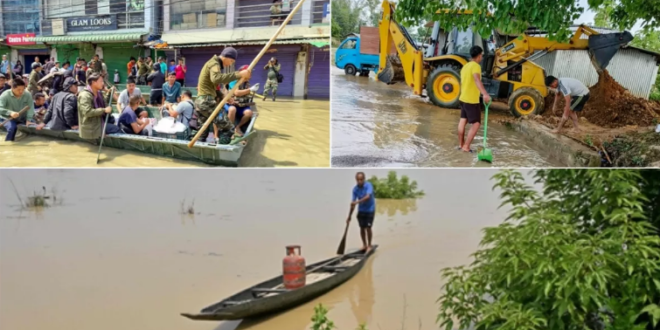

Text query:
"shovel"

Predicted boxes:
[[477, 101, 493, 163]]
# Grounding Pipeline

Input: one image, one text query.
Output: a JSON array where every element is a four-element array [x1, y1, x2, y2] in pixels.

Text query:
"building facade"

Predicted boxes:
[[0, 0, 159, 81], [159, 0, 330, 99]]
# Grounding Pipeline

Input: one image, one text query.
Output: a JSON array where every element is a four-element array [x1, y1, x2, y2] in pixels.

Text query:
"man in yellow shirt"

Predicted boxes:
[[458, 46, 491, 153]]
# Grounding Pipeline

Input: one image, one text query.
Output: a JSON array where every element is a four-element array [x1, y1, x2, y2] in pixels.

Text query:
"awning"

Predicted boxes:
[[162, 25, 329, 46], [34, 33, 145, 44], [167, 38, 329, 49]]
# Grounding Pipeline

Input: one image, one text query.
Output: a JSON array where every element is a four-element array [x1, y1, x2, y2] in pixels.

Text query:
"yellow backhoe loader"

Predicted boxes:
[[376, 0, 634, 117]]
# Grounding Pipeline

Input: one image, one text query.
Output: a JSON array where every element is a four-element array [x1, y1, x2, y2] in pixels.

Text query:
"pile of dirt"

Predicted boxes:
[[543, 71, 660, 128]]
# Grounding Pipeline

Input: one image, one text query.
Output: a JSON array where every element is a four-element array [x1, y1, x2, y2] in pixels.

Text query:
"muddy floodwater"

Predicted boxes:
[[0, 99, 329, 167], [0, 169, 509, 330], [331, 67, 561, 167]]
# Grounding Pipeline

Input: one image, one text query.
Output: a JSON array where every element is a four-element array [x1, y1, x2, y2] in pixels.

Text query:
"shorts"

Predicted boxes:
[[357, 212, 375, 229], [459, 101, 482, 124], [569, 93, 590, 112]]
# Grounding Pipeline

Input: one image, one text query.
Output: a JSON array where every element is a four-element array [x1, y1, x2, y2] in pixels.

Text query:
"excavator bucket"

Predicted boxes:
[[377, 60, 395, 84], [588, 31, 633, 71]]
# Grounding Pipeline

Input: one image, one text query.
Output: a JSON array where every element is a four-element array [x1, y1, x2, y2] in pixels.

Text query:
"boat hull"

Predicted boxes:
[[181, 246, 378, 321], [2, 114, 257, 167]]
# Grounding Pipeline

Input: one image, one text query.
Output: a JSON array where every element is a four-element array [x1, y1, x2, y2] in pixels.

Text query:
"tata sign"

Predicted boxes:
[[67, 15, 117, 32]]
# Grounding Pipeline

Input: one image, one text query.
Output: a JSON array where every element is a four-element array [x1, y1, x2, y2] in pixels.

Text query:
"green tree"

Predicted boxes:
[[331, 0, 365, 39], [367, 171, 425, 199], [394, 0, 659, 41], [437, 169, 660, 330], [593, 0, 615, 28]]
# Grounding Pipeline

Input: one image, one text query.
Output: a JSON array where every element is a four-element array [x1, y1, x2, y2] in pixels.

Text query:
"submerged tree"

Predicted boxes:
[[437, 169, 660, 330], [368, 171, 425, 199]]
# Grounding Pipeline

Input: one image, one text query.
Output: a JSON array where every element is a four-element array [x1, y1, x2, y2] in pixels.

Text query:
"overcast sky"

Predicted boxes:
[[575, 0, 642, 32]]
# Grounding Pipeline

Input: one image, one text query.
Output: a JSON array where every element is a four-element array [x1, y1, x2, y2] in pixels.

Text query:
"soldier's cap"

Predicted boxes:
[[31, 62, 42, 69], [153, 63, 160, 70], [63, 77, 77, 90], [220, 47, 238, 60]]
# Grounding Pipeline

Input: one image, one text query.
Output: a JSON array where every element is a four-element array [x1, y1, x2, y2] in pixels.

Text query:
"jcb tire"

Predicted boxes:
[[344, 65, 357, 76], [360, 70, 370, 77], [426, 64, 462, 108], [508, 87, 545, 118]]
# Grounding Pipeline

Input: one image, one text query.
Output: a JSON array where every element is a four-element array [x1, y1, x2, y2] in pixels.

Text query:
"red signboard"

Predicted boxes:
[[5, 33, 36, 46]]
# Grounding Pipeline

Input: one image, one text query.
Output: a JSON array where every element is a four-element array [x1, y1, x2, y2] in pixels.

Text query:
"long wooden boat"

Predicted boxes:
[[0, 107, 257, 167], [181, 245, 379, 321]]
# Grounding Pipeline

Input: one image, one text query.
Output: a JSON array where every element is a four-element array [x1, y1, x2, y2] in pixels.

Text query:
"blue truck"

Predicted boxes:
[[335, 34, 380, 76]]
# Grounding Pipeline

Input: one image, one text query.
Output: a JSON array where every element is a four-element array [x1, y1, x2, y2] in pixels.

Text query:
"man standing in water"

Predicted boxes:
[[263, 57, 280, 101], [457, 46, 490, 153], [347, 172, 376, 253]]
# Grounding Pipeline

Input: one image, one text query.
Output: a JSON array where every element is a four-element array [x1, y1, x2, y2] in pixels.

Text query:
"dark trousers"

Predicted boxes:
[[176, 79, 184, 87], [4, 119, 18, 141]]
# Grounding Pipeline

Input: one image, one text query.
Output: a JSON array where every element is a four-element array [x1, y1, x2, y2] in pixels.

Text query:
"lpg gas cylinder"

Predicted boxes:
[[283, 245, 306, 289]]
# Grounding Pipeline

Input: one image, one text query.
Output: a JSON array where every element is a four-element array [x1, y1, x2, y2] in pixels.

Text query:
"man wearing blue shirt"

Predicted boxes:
[[348, 172, 376, 252]]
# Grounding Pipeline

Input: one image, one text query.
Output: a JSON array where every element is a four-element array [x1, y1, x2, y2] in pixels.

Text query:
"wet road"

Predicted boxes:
[[0, 169, 510, 330], [330, 67, 561, 167], [0, 99, 329, 168]]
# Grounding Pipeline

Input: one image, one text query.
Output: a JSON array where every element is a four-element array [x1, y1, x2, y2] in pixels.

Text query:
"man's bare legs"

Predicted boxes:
[[360, 228, 367, 252], [552, 106, 580, 133], [233, 110, 253, 136], [365, 227, 373, 253], [461, 122, 481, 152], [458, 118, 467, 149]]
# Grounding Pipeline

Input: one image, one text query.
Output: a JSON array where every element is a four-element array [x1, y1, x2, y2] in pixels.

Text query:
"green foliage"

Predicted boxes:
[[311, 304, 335, 330], [356, 324, 368, 330], [437, 169, 660, 330], [367, 171, 425, 199], [330, 0, 365, 39], [394, 0, 658, 42], [593, 1, 615, 28]]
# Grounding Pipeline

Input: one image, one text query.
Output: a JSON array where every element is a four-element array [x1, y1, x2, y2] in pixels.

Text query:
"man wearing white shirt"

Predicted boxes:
[[545, 75, 590, 134]]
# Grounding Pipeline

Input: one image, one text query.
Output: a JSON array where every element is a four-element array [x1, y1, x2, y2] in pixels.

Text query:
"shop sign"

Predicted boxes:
[[67, 15, 117, 32], [6, 33, 36, 46]]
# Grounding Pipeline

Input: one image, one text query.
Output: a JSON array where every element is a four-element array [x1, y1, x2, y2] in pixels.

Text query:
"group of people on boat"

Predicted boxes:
[[1, 47, 282, 144]]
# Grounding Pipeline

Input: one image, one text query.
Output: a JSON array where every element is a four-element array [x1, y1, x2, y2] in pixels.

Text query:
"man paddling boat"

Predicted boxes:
[[347, 172, 376, 253]]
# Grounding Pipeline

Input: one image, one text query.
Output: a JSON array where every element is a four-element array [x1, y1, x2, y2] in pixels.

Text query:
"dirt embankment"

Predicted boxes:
[[511, 71, 660, 167], [542, 70, 660, 128]]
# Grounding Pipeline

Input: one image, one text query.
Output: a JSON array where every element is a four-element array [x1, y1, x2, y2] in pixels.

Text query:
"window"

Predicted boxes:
[[341, 39, 357, 50], [454, 29, 474, 55], [170, 0, 228, 30]]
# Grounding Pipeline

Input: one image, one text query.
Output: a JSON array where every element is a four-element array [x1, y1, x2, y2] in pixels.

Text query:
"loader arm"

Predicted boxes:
[[377, 0, 424, 95]]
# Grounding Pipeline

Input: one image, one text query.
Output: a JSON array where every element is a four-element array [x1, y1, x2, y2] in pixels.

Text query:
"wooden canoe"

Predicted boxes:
[[181, 245, 379, 321]]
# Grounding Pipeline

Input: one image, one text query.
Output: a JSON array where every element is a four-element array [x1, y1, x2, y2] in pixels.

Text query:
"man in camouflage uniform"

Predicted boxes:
[[195, 47, 251, 142], [28, 62, 42, 96], [262, 57, 280, 101]]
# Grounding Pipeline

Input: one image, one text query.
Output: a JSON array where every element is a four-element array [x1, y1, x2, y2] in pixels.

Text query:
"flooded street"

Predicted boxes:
[[330, 67, 561, 167], [0, 99, 329, 168], [0, 169, 509, 330]]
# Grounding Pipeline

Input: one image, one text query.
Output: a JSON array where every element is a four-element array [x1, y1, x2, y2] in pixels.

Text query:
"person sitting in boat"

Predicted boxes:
[[37, 77, 79, 131], [32, 92, 49, 125], [224, 67, 259, 137], [162, 89, 195, 130], [118, 95, 151, 136], [162, 72, 182, 105], [0, 78, 34, 142], [117, 77, 145, 111], [0, 73, 11, 95], [78, 73, 119, 141]]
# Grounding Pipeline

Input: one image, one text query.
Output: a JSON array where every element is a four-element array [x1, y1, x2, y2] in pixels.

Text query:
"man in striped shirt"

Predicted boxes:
[[545, 75, 590, 133]]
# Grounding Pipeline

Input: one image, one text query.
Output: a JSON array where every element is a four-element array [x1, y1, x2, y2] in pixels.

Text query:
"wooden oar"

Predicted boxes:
[[96, 86, 115, 164], [336, 220, 350, 255], [0, 106, 30, 127], [187, 0, 308, 148]]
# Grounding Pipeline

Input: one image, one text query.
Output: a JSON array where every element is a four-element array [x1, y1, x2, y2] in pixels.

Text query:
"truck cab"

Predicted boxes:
[[335, 35, 380, 76]]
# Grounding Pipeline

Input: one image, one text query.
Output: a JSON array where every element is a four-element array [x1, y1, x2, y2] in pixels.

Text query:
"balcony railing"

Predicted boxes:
[[235, 0, 302, 28], [311, 0, 328, 24], [170, 0, 228, 30]]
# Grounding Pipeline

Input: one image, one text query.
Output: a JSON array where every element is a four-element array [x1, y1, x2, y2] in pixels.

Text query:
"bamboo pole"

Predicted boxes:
[[187, 0, 308, 148]]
